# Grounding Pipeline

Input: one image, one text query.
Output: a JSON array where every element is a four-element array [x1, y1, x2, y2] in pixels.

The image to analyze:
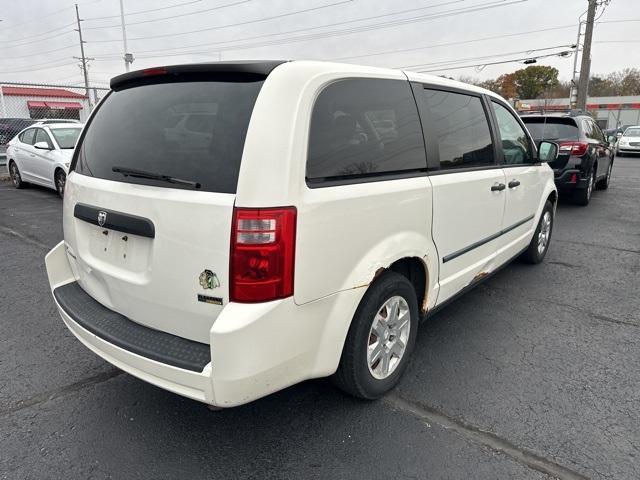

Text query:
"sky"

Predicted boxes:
[[0, 0, 638, 88]]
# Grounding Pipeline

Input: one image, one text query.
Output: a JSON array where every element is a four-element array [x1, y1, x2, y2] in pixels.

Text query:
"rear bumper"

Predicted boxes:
[[553, 169, 588, 191], [45, 241, 363, 407]]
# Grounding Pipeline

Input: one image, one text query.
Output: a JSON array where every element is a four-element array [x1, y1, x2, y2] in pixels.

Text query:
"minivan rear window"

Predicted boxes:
[[74, 79, 264, 193], [522, 118, 579, 141]]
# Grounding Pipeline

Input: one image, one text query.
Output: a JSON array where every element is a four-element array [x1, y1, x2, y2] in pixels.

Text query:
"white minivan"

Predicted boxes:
[[45, 61, 558, 407]]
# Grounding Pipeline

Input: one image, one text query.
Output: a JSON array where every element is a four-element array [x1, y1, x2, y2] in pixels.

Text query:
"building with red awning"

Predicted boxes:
[[1, 86, 91, 121]]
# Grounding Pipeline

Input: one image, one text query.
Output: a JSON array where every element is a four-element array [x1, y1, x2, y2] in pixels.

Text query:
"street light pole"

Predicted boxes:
[[119, 0, 133, 72]]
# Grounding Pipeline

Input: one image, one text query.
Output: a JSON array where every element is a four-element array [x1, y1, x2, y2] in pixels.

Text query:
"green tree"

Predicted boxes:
[[513, 65, 559, 99]]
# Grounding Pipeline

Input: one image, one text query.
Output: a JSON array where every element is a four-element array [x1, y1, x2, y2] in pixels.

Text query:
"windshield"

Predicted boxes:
[[623, 127, 640, 137], [50, 128, 82, 149], [522, 118, 579, 141], [74, 79, 264, 193]]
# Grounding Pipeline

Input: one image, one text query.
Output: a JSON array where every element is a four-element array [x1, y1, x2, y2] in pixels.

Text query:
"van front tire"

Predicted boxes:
[[332, 271, 418, 400]]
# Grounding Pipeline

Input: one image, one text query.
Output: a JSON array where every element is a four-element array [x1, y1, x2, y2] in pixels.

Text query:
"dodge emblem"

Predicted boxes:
[[199, 269, 220, 289], [97, 211, 107, 227]]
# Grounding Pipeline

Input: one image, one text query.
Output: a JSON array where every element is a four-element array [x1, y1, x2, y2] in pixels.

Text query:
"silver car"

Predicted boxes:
[[616, 126, 640, 156]]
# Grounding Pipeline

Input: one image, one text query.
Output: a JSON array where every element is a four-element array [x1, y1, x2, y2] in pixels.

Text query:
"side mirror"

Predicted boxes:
[[616, 132, 623, 138], [538, 140, 558, 163], [34, 141, 52, 150]]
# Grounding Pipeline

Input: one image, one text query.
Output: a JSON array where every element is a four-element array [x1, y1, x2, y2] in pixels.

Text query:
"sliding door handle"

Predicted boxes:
[[491, 183, 506, 192], [508, 180, 521, 188]]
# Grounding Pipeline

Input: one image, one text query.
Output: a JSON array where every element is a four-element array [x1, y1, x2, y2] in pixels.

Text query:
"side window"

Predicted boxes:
[[591, 120, 605, 142], [423, 89, 495, 170], [306, 78, 426, 183], [491, 101, 533, 165], [34, 128, 53, 148], [19, 128, 36, 145], [582, 119, 594, 140]]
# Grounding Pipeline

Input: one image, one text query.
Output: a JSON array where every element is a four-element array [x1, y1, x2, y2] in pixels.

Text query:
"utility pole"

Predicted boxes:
[[74, 4, 91, 105], [119, 0, 134, 72], [569, 21, 583, 109], [576, 0, 598, 110]]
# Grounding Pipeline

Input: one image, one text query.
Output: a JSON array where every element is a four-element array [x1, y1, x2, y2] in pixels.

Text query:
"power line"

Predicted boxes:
[[0, 61, 78, 75], [1, 29, 76, 49], [0, 22, 76, 44], [0, 6, 75, 32], [84, 0, 203, 21], [416, 50, 574, 73], [87, 0, 355, 43], [90, 0, 527, 57], [3, 44, 78, 60], [84, 0, 252, 30], [595, 40, 640, 43], [92, 0, 466, 57], [329, 24, 577, 61], [400, 45, 575, 70], [94, 22, 576, 64]]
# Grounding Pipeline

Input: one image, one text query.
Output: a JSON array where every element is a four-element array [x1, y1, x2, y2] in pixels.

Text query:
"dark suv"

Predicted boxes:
[[521, 113, 614, 205]]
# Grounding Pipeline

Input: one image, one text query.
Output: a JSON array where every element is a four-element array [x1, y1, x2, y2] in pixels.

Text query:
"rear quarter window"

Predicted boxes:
[[74, 79, 264, 193], [306, 78, 427, 184]]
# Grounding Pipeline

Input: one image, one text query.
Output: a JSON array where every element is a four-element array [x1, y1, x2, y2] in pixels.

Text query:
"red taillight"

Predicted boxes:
[[559, 141, 589, 157], [141, 67, 167, 76], [230, 207, 296, 303]]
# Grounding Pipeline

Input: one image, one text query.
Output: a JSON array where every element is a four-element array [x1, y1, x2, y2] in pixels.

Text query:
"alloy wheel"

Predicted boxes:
[[10, 163, 20, 187], [367, 296, 411, 380], [55, 172, 66, 198], [537, 211, 552, 255], [586, 171, 594, 200]]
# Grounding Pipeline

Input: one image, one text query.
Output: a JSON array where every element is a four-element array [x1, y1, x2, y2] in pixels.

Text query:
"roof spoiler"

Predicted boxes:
[[110, 61, 288, 90]]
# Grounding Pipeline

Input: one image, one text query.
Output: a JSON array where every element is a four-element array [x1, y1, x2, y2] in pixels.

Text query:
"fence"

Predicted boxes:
[[0, 81, 109, 169]]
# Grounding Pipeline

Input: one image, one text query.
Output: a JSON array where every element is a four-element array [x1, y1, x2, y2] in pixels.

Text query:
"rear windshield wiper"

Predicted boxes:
[[112, 166, 201, 189]]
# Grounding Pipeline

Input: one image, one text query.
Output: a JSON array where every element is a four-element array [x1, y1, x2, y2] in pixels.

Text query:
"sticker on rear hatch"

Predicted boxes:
[[199, 269, 220, 289], [197, 294, 223, 305]]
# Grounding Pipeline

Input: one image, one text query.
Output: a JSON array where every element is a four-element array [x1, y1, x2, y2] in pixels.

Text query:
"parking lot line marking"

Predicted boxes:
[[0, 370, 123, 418], [384, 395, 589, 480], [0, 225, 51, 251]]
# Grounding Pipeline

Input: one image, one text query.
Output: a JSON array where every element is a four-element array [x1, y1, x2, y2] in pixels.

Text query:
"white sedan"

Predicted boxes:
[[6, 123, 83, 197], [616, 126, 640, 157]]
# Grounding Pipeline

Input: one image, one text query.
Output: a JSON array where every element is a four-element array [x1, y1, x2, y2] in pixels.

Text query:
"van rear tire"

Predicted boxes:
[[332, 271, 418, 400]]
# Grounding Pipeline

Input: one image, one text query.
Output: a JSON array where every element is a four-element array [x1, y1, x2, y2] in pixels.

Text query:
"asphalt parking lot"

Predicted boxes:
[[1, 157, 638, 480]]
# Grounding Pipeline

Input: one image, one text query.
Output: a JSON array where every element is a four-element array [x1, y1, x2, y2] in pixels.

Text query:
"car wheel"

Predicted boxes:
[[521, 200, 554, 264], [332, 271, 418, 399], [9, 161, 27, 189], [573, 169, 595, 206], [596, 162, 612, 190], [54, 170, 66, 198], [617, 150, 624, 157]]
